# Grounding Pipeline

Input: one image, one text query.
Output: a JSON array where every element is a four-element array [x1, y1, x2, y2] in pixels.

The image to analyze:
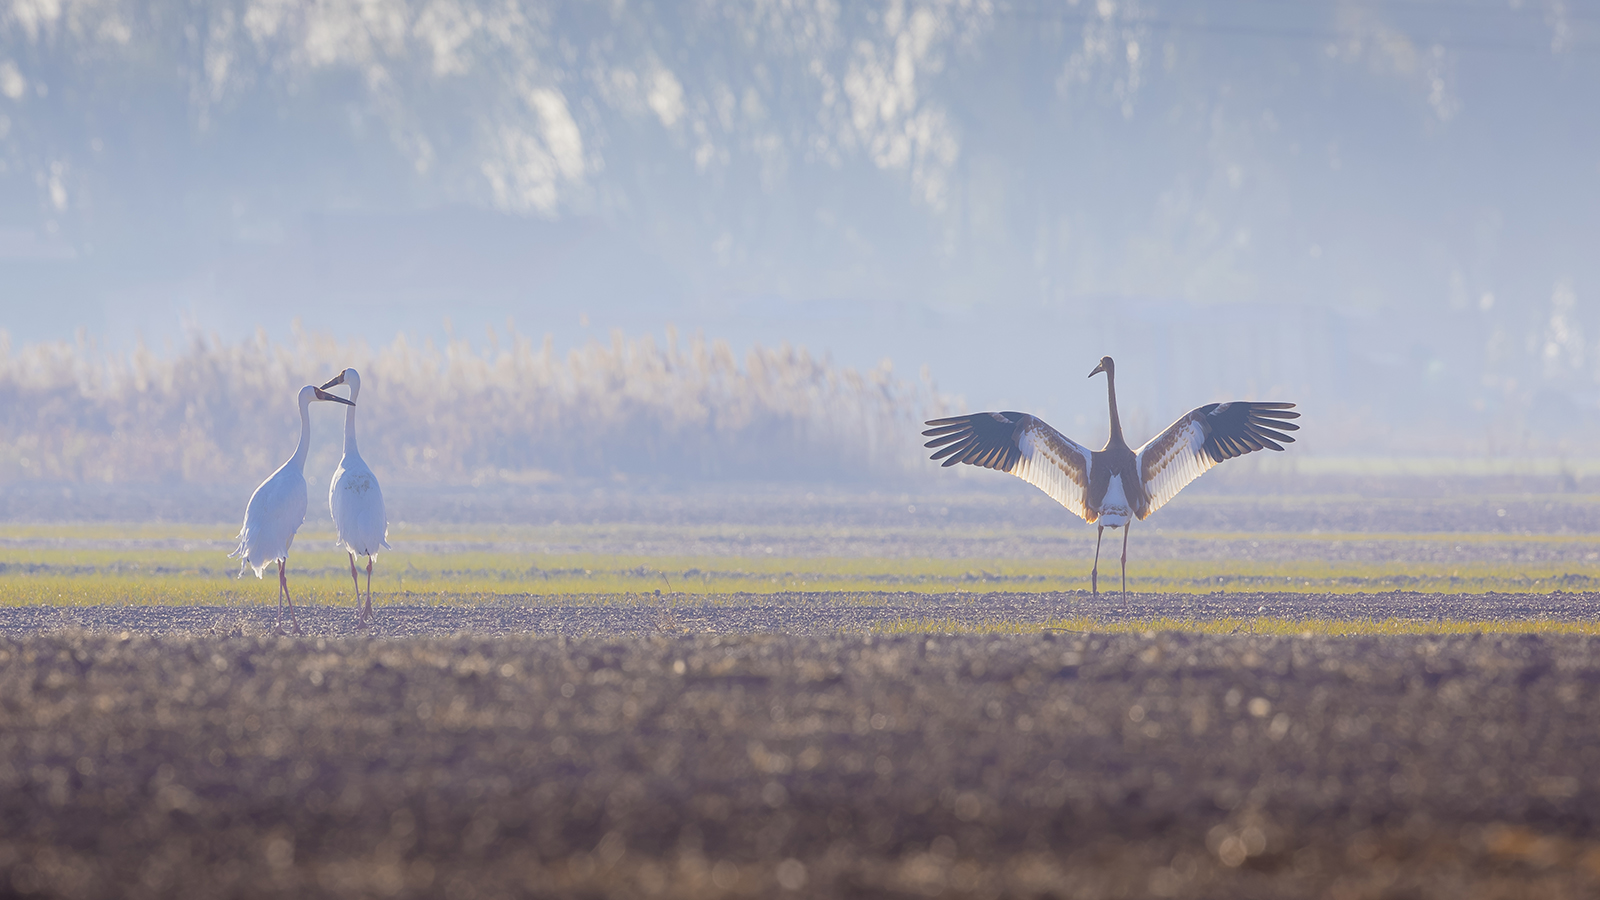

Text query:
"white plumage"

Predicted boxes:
[[1097, 474, 1132, 528], [230, 384, 355, 634], [322, 368, 389, 626], [1011, 417, 1093, 521], [232, 462, 308, 577], [1136, 413, 1218, 515]]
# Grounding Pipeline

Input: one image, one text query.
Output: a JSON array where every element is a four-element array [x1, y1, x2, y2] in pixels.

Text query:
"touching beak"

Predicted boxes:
[[314, 387, 355, 406], [1088, 362, 1104, 378], [319, 371, 347, 390]]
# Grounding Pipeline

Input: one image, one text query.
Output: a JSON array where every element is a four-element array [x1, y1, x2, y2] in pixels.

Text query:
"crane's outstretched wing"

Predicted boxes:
[[1136, 401, 1299, 518], [922, 412, 1095, 522]]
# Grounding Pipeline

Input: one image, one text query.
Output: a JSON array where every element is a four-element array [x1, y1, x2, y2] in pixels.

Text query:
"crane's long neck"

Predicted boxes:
[[1105, 368, 1127, 449], [290, 397, 313, 471], [343, 383, 361, 458]]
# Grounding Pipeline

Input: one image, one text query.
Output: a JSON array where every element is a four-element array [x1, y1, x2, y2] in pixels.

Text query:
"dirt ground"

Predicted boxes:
[[4, 627, 1600, 899], [5, 590, 1600, 639], [6, 483, 1600, 898]]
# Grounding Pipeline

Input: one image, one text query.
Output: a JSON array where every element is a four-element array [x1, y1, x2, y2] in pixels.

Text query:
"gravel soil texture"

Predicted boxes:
[[4, 591, 1600, 638], [5, 627, 1600, 899]]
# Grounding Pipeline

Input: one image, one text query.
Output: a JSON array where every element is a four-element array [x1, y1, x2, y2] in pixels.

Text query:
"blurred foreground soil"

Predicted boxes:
[[3, 630, 1600, 898]]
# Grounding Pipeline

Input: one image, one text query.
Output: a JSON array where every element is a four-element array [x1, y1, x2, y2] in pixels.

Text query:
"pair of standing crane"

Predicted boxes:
[[230, 369, 389, 634], [230, 356, 1296, 631]]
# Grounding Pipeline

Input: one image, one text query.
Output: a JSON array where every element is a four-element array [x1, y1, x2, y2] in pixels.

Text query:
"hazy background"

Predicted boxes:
[[3, 0, 1599, 494]]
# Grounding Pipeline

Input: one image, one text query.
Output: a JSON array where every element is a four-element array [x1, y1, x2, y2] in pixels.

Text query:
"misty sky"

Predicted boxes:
[[2, 0, 1598, 455]]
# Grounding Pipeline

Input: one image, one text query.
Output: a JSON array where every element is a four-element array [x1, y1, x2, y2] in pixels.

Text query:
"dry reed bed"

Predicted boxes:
[[0, 327, 948, 486]]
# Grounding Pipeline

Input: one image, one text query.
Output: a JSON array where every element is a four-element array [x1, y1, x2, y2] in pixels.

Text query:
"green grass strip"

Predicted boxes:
[[5, 549, 1600, 604]]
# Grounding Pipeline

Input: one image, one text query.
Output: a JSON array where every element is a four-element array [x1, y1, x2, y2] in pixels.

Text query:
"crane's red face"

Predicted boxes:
[[1088, 356, 1114, 378]]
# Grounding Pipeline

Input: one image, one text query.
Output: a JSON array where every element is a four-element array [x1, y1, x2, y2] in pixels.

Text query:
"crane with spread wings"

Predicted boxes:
[[923, 356, 1300, 600]]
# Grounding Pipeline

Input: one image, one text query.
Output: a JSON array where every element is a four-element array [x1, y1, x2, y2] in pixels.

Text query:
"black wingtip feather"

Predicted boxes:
[[1199, 400, 1302, 464], [922, 411, 1036, 472]]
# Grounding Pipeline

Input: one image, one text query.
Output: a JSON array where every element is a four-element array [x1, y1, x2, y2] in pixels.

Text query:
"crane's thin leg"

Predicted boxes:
[[1120, 523, 1131, 605], [347, 551, 361, 620], [280, 559, 304, 636], [362, 556, 374, 625], [1091, 526, 1104, 599], [275, 559, 287, 633]]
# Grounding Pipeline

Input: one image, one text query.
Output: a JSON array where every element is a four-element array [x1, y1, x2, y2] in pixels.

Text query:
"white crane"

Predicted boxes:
[[923, 356, 1299, 600], [320, 368, 389, 627], [230, 384, 355, 634]]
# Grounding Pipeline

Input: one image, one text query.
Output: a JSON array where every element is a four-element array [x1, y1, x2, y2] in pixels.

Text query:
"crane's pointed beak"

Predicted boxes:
[[314, 387, 355, 406], [319, 372, 347, 390], [1088, 362, 1105, 378]]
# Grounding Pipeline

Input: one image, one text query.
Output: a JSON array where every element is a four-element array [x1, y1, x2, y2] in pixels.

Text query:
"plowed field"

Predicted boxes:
[[3, 622, 1599, 899]]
